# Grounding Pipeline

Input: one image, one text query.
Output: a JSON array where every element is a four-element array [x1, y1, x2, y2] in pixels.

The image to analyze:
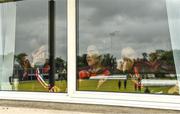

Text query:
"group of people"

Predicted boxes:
[[78, 46, 179, 94], [18, 45, 179, 94], [78, 46, 139, 90], [78, 46, 142, 91], [19, 55, 50, 80], [18, 54, 60, 92]]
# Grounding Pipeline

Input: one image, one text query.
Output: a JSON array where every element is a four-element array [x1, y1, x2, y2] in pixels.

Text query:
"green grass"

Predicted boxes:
[[18, 80, 67, 92], [78, 79, 172, 94], [17, 79, 172, 95]]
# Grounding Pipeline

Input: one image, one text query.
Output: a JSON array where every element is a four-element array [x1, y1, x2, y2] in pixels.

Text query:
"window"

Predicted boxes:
[[77, 0, 179, 95], [0, 0, 67, 92], [55, 0, 67, 92], [1, 0, 180, 110]]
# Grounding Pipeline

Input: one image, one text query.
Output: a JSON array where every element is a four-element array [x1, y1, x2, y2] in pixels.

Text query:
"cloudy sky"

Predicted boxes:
[[15, 0, 174, 61], [15, 0, 67, 60], [78, 0, 173, 59]]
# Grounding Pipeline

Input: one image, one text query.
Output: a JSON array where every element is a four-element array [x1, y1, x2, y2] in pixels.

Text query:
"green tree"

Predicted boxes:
[[149, 52, 158, 62], [55, 57, 65, 69], [159, 51, 174, 65], [77, 54, 88, 68]]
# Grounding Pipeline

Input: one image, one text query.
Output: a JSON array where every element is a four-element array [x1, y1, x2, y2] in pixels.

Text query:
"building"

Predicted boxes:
[[0, 0, 180, 111]]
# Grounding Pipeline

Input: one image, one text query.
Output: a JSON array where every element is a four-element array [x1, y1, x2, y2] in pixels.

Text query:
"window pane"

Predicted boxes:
[[166, 0, 180, 95], [77, 0, 179, 95], [0, 0, 67, 92], [55, 0, 67, 93], [15, 0, 49, 92]]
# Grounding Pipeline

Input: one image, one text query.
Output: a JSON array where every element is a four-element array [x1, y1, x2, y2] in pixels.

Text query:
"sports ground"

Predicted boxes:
[[17, 79, 172, 95]]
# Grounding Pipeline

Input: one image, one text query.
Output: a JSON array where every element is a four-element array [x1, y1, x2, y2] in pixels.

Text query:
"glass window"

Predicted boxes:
[[77, 0, 179, 95], [166, 0, 180, 95], [14, 0, 49, 92], [55, 0, 67, 92], [0, 0, 67, 92]]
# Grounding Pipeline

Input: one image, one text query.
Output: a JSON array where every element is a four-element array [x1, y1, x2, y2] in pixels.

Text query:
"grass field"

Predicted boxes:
[[18, 80, 67, 92], [78, 79, 172, 94], [17, 79, 172, 95]]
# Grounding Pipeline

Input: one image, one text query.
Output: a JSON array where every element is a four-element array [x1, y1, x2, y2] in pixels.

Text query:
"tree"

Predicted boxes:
[[55, 57, 65, 69], [159, 51, 174, 65], [149, 52, 158, 62], [102, 53, 117, 73], [77, 54, 88, 68]]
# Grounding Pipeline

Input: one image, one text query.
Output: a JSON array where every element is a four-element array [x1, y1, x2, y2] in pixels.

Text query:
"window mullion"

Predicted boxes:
[[67, 0, 76, 96]]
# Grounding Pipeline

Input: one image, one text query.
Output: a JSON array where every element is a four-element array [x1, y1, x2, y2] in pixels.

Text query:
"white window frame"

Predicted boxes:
[[1, 0, 180, 110]]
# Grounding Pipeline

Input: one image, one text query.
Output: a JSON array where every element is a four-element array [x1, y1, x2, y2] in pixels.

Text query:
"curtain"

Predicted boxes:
[[0, 2, 16, 90], [166, 0, 180, 94]]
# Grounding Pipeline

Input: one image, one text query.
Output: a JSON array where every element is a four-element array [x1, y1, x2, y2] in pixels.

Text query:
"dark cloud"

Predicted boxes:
[[15, 0, 67, 60], [78, 0, 172, 59], [79, 0, 167, 26], [15, 0, 173, 61]]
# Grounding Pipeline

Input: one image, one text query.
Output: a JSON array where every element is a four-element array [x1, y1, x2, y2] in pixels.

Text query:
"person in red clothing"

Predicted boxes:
[[43, 59, 50, 73], [79, 45, 110, 88], [79, 45, 110, 79]]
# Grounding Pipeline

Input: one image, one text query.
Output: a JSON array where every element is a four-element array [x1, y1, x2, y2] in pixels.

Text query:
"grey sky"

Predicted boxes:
[[78, 0, 173, 59], [15, 0, 174, 61], [15, 0, 67, 60]]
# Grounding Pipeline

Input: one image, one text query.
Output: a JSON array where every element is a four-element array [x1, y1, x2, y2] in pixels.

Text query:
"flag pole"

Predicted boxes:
[[49, 0, 55, 90]]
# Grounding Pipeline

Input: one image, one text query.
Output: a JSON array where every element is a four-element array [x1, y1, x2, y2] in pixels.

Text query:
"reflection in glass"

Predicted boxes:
[[0, 0, 67, 92], [54, 0, 67, 92], [77, 0, 179, 95], [13, 0, 50, 92], [166, 0, 180, 94]]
